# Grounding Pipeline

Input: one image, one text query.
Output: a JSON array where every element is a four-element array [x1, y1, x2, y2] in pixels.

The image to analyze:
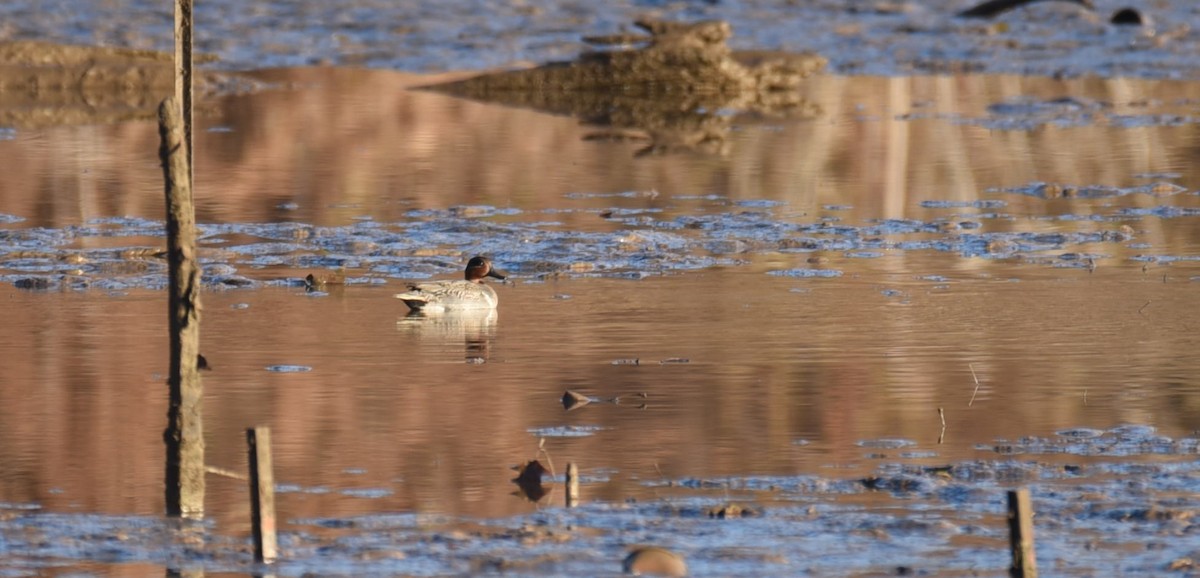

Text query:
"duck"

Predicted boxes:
[[394, 256, 506, 312]]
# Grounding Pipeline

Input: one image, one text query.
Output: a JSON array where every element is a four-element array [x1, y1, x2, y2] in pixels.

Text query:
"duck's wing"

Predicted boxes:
[[395, 281, 496, 309], [394, 281, 445, 310]]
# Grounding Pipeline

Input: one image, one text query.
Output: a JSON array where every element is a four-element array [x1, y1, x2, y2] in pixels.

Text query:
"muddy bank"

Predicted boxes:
[[427, 19, 826, 155], [2, 0, 1198, 79]]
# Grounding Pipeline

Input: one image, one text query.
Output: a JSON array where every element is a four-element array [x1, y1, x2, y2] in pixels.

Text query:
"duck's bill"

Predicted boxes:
[[487, 267, 507, 280]]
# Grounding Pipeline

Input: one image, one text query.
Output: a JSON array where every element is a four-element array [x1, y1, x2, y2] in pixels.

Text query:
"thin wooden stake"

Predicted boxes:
[[160, 95, 203, 519], [247, 426, 278, 563], [566, 462, 580, 508], [1007, 488, 1038, 578]]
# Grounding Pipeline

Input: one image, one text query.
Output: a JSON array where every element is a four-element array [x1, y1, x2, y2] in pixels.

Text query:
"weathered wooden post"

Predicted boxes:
[[1007, 488, 1038, 578], [175, 0, 193, 184], [248, 426, 279, 563], [160, 94, 204, 519], [566, 462, 579, 508]]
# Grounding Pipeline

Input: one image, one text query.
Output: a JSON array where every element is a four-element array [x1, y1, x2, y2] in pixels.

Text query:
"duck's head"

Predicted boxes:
[[465, 256, 506, 282]]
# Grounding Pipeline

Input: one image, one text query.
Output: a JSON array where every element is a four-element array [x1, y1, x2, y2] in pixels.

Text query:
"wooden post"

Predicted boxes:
[[248, 426, 278, 563], [1007, 488, 1038, 578], [160, 95, 204, 519], [174, 0, 194, 185], [566, 462, 579, 508]]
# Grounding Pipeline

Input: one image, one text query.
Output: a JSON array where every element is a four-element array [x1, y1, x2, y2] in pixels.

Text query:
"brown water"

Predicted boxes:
[[1, 69, 1199, 574]]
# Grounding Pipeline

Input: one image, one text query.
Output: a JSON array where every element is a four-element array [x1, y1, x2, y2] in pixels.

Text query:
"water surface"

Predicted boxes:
[[1, 69, 1199, 575]]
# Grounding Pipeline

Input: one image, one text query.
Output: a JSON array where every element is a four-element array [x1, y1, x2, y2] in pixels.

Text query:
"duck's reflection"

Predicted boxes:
[[396, 308, 498, 363]]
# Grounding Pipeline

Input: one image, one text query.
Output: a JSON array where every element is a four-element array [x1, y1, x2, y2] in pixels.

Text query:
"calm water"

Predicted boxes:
[[1, 69, 1200, 574], [2, 263, 1198, 521]]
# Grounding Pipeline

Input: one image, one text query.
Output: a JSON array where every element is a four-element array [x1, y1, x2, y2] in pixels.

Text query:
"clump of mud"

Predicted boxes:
[[427, 19, 826, 155]]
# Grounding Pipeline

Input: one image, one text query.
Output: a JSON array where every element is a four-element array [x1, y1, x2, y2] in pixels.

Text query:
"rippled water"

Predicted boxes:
[[2, 61, 1200, 577]]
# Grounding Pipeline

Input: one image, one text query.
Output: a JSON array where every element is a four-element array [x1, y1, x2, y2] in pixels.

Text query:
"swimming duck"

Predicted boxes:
[[394, 256, 506, 312]]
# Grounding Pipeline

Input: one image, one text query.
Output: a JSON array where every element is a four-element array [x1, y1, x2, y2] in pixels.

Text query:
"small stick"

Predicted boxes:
[[1138, 300, 1150, 316], [1008, 488, 1038, 578], [968, 364, 981, 407], [247, 426, 278, 564], [536, 438, 556, 477], [205, 464, 248, 481], [936, 405, 945, 443], [566, 463, 580, 508]]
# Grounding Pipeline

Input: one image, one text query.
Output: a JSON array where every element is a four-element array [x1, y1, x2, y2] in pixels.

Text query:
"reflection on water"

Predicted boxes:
[[1, 68, 1199, 234], [0, 265, 1197, 523], [0, 68, 1198, 532], [397, 308, 499, 364]]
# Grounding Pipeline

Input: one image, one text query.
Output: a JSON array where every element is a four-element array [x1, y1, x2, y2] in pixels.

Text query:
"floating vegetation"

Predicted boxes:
[[857, 438, 919, 450], [339, 487, 394, 499], [526, 425, 606, 438], [980, 425, 1200, 457], [768, 268, 843, 278], [1116, 206, 1200, 218], [954, 96, 1200, 131], [0, 181, 1193, 290], [995, 181, 1191, 200], [919, 199, 1008, 209]]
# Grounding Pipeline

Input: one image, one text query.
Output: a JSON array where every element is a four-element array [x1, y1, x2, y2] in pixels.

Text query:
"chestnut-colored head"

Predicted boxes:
[[464, 256, 506, 282]]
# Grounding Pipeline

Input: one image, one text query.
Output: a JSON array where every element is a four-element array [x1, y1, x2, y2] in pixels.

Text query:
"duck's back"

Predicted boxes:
[[395, 280, 499, 311]]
